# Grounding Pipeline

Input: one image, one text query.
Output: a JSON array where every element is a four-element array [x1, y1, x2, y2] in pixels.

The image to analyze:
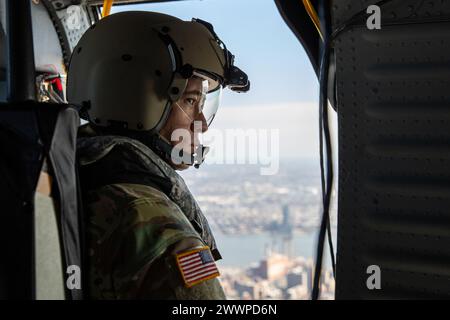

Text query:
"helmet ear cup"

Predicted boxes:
[[67, 11, 179, 131]]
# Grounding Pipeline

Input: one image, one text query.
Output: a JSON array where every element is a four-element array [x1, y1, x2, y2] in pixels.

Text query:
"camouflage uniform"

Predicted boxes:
[[77, 125, 225, 299]]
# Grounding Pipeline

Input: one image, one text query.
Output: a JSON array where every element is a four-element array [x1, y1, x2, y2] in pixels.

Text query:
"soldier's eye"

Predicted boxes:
[[185, 98, 197, 106]]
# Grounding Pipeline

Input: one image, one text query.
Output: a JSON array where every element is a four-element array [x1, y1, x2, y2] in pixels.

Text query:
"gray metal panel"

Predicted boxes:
[[0, 1, 93, 71], [55, 3, 91, 52], [31, 1, 66, 75], [333, 0, 450, 299], [0, 1, 67, 101]]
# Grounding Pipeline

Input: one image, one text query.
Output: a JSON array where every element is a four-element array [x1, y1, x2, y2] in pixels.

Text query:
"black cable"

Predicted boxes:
[[316, 57, 336, 280], [326, 193, 336, 278], [311, 2, 332, 299]]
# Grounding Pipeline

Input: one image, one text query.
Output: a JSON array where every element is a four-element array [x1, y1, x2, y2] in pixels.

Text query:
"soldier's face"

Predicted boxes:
[[159, 77, 208, 170]]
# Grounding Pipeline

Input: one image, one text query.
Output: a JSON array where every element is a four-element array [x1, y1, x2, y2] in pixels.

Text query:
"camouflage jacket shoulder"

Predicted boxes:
[[86, 182, 205, 299]]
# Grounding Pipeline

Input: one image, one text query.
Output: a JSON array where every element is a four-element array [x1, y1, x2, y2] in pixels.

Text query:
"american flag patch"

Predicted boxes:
[[175, 246, 220, 288]]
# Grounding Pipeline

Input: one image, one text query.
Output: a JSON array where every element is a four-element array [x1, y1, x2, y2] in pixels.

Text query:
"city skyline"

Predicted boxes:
[[180, 160, 337, 299]]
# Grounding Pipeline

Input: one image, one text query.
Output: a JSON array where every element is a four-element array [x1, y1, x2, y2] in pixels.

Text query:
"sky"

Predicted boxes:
[[111, 0, 323, 160]]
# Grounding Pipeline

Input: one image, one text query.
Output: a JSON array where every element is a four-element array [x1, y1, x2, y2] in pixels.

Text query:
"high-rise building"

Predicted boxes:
[[256, 252, 292, 281]]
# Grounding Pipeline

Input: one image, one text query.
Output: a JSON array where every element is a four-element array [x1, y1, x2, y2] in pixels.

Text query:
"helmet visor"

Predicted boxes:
[[202, 86, 222, 126], [193, 72, 222, 127]]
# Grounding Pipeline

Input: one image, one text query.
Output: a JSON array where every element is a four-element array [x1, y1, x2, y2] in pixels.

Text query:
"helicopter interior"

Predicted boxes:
[[0, 0, 449, 300]]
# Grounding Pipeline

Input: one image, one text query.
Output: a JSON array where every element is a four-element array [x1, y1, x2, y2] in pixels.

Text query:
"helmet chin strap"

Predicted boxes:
[[149, 133, 209, 169]]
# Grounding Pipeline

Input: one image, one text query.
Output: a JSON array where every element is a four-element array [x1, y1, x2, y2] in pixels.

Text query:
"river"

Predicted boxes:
[[214, 231, 335, 269]]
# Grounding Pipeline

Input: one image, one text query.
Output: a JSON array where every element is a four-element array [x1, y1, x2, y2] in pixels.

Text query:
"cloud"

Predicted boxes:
[[206, 102, 321, 159]]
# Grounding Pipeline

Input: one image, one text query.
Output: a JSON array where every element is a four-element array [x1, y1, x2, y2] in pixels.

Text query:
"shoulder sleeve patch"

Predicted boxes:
[[175, 246, 220, 288]]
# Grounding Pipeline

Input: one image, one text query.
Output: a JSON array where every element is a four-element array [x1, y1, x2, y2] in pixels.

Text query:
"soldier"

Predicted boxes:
[[67, 11, 249, 299]]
